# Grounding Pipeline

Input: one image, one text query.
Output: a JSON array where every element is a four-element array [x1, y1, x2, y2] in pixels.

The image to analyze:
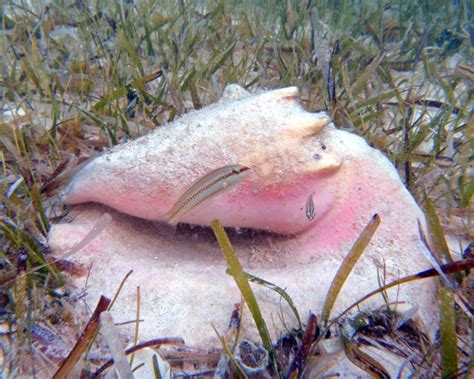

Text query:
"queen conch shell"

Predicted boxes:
[[62, 85, 342, 234], [51, 85, 439, 351]]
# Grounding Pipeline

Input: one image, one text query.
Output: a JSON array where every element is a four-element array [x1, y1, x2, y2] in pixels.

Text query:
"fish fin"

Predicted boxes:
[[154, 220, 177, 237], [163, 211, 178, 226]]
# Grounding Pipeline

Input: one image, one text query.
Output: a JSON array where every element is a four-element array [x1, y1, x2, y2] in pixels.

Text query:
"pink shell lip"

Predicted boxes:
[[281, 93, 299, 101], [261, 86, 299, 102], [61, 84, 337, 228]]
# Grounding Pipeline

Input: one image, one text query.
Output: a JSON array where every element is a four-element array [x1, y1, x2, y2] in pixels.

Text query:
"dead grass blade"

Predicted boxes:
[[92, 337, 185, 378], [321, 214, 381, 325], [129, 286, 141, 368], [100, 311, 134, 379], [418, 221, 455, 288], [286, 313, 318, 379], [53, 295, 111, 379], [343, 337, 390, 378], [329, 259, 474, 328], [108, 269, 133, 310], [214, 304, 242, 379]]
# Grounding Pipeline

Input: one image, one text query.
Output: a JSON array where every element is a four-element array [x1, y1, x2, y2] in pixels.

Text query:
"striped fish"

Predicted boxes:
[[306, 193, 315, 221], [164, 164, 250, 225]]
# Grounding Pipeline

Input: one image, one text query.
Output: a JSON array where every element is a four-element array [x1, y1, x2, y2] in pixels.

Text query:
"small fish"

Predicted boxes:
[[125, 85, 139, 117], [164, 164, 250, 225], [306, 193, 315, 221]]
